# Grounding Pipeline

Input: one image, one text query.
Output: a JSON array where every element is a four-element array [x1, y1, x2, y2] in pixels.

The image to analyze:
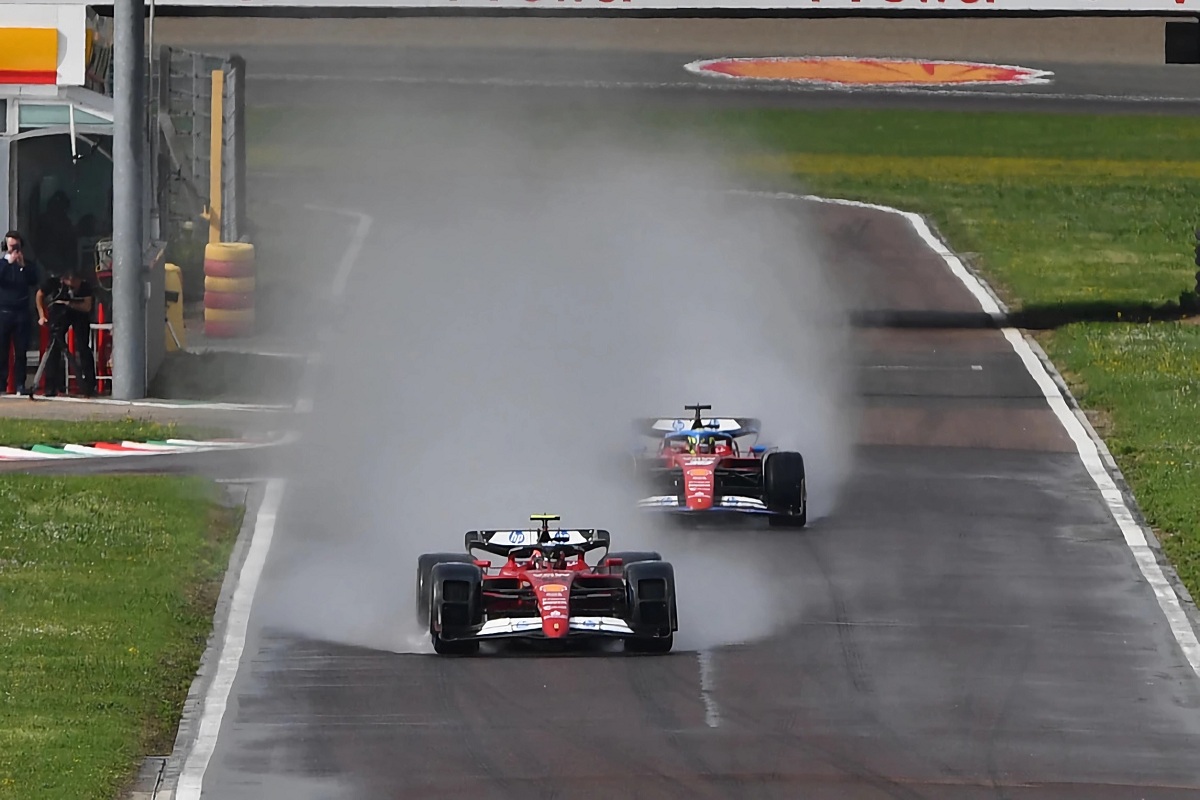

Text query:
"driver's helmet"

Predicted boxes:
[[550, 550, 568, 569], [665, 436, 689, 454], [696, 436, 714, 454]]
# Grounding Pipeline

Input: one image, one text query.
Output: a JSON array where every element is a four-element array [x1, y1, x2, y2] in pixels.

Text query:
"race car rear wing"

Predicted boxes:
[[633, 416, 762, 438], [463, 526, 612, 558]]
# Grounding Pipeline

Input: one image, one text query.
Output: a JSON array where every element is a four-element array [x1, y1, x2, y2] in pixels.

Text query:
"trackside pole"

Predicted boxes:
[[112, 0, 147, 399]]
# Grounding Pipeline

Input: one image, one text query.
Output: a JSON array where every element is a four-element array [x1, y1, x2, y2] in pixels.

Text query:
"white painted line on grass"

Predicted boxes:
[[176, 478, 286, 800], [748, 190, 1200, 680]]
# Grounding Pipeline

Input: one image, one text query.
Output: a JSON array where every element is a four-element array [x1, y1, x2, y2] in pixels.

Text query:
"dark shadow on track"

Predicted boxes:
[[851, 297, 1200, 331]]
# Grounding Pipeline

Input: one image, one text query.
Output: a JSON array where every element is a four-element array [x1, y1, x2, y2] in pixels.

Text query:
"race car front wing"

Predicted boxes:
[[468, 616, 636, 639], [637, 495, 772, 512]]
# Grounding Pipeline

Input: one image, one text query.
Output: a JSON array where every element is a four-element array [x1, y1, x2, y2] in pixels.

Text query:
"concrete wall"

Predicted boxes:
[[154, 16, 1181, 65]]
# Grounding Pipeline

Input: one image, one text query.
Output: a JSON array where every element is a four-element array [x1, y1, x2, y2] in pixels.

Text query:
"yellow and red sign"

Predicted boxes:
[[686, 57, 1053, 88], [0, 28, 59, 85]]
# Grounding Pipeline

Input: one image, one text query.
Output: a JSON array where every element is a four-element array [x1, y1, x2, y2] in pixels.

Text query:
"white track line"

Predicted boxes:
[[171, 206, 371, 797], [175, 478, 286, 800], [697, 650, 721, 728], [747, 189, 1200, 679], [303, 204, 374, 302], [294, 204, 374, 413]]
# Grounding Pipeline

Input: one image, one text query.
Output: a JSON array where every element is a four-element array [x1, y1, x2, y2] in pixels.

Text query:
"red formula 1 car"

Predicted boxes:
[[632, 404, 807, 527], [415, 515, 678, 656]]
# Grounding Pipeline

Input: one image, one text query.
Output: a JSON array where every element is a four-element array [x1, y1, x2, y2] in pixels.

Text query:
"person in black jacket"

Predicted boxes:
[[0, 230, 40, 394], [36, 268, 96, 398]]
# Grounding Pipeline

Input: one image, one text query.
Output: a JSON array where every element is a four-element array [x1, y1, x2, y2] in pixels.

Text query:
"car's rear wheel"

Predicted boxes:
[[764, 451, 807, 528], [623, 561, 677, 654], [428, 562, 483, 656], [416, 552, 474, 625], [431, 633, 480, 655], [606, 551, 662, 574], [625, 632, 673, 654]]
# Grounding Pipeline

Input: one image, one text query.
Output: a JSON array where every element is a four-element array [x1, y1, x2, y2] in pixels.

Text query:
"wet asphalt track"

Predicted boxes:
[[234, 43, 1200, 116], [194, 165, 1200, 799], [28, 37, 1200, 800]]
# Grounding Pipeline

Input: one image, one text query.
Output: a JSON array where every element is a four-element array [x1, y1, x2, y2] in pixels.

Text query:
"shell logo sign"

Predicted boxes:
[[686, 57, 1053, 88], [0, 28, 59, 85]]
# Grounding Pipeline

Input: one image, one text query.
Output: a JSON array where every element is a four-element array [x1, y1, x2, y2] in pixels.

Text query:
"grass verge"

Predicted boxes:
[[0, 475, 243, 800], [0, 419, 227, 450]]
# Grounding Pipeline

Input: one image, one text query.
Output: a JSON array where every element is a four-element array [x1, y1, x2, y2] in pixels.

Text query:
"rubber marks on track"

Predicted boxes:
[[685, 57, 1054, 88]]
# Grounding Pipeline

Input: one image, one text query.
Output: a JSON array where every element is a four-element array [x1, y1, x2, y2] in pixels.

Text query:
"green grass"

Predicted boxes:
[[0, 475, 242, 800], [0, 419, 224, 449], [246, 104, 1200, 602], [1047, 323, 1200, 592]]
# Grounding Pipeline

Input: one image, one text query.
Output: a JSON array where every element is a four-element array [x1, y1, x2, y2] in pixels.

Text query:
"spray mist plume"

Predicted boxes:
[[254, 102, 861, 654]]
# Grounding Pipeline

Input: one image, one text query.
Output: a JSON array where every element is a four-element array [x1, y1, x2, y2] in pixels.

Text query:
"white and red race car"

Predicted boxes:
[[631, 404, 807, 527]]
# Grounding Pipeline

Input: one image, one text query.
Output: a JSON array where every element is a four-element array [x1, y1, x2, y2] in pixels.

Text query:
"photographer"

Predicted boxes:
[[35, 268, 96, 398], [0, 230, 40, 394]]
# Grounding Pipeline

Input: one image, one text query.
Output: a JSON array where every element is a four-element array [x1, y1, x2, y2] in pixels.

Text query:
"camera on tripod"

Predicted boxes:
[[44, 279, 75, 329]]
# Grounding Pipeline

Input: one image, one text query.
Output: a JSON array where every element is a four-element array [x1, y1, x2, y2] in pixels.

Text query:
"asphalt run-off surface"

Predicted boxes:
[[227, 46, 1200, 117], [51, 22, 1200, 799]]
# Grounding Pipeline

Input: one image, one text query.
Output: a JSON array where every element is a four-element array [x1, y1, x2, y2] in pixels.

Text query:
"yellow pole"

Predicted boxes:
[[208, 69, 225, 244]]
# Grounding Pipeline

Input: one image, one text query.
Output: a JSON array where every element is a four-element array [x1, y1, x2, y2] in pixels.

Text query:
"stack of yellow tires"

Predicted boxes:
[[203, 242, 255, 337]]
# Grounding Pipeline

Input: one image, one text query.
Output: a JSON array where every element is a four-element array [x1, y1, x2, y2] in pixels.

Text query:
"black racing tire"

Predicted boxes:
[[416, 552, 474, 626], [428, 562, 484, 656], [608, 550, 662, 565], [623, 561, 677, 654], [625, 632, 674, 654], [432, 634, 480, 656], [605, 551, 662, 575], [764, 451, 807, 528]]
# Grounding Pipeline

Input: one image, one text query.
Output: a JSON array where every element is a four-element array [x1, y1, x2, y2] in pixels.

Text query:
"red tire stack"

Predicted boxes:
[[203, 242, 256, 337]]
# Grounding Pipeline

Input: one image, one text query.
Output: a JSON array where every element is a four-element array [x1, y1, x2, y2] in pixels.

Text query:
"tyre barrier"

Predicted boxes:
[[203, 275, 255, 294], [203, 318, 255, 338], [205, 242, 255, 263], [203, 290, 255, 310], [202, 259, 256, 279], [203, 242, 255, 338]]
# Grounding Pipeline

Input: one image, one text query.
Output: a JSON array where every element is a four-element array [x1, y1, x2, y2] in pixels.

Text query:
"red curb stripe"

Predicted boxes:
[[93, 442, 147, 452]]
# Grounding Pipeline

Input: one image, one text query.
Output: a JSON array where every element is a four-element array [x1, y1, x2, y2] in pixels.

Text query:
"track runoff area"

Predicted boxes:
[[137, 16, 1200, 800]]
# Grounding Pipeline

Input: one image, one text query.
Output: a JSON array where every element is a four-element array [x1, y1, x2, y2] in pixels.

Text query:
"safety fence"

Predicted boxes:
[[152, 45, 248, 246]]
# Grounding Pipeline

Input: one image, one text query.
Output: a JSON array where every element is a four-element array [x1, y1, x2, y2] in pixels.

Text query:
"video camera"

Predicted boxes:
[[44, 276, 77, 329]]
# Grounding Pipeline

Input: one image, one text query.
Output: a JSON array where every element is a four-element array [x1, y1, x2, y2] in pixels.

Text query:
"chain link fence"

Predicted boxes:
[[151, 45, 247, 246], [81, 39, 247, 300]]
